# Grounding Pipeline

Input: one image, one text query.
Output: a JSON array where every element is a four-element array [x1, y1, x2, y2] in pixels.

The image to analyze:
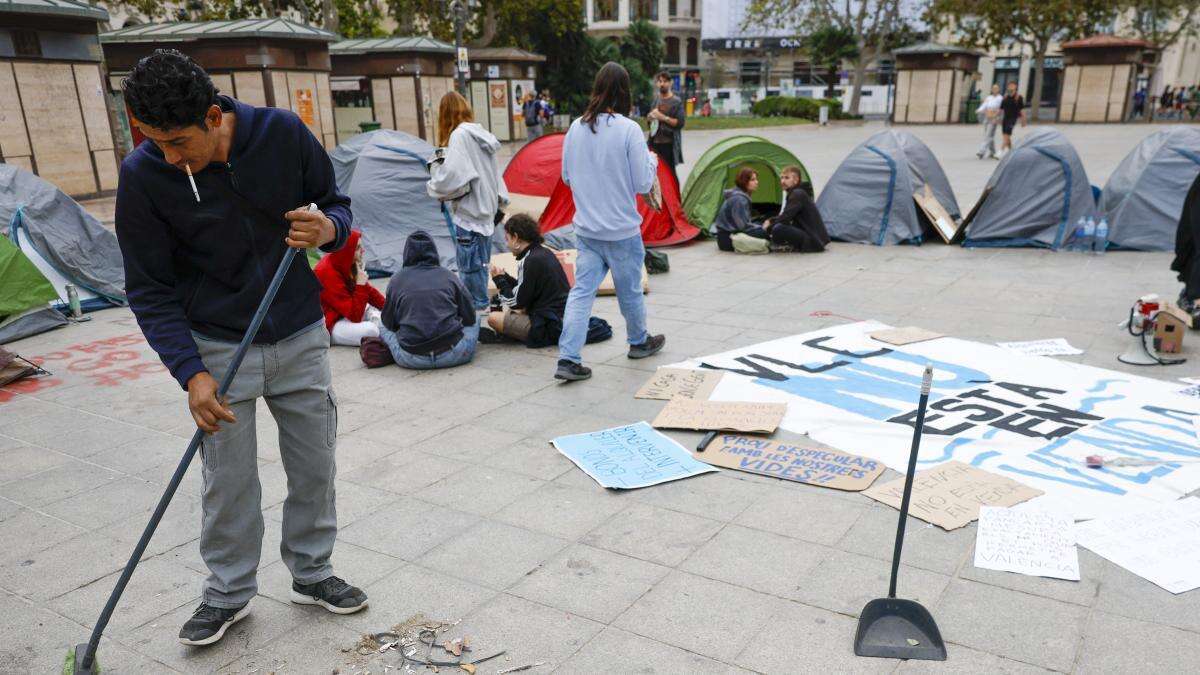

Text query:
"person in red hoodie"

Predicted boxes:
[[315, 229, 385, 346]]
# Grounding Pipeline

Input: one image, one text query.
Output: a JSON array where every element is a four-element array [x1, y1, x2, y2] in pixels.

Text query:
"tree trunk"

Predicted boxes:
[[1029, 50, 1045, 123], [322, 0, 338, 34], [848, 53, 870, 116], [473, 4, 498, 47]]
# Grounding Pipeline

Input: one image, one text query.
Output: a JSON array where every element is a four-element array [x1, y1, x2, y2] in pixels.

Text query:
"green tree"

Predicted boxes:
[[619, 19, 664, 112], [1119, 0, 1200, 115], [805, 26, 859, 98]]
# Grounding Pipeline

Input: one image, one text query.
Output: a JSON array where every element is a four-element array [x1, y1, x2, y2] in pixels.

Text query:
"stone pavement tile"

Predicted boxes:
[[335, 562, 497, 635], [216, 615, 360, 674], [493, 481, 627, 540], [135, 453, 203, 497], [446, 593, 605, 671], [525, 380, 630, 416], [559, 626, 750, 674], [337, 497, 480, 560], [835, 502, 975, 576], [792, 549, 951, 617], [734, 599, 897, 674], [1092, 561, 1200, 634], [409, 423, 525, 463], [734, 483, 869, 546], [48, 558, 205, 636], [473, 400, 572, 437], [0, 434, 25, 453], [630, 472, 766, 522], [0, 445, 71, 483], [0, 532, 125, 602], [2, 415, 157, 458], [253, 461, 291, 509], [414, 465, 545, 517], [100, 496, 204, 560], [40, 476, 164, 530], [0, 461, 122, 508], [0, 508, 86, 560], [0, 497, 20, 523], [572, 362, 660, 393], [341, 450, 470, 495], [959, 545, 1103, 608], [604, 336, 726, 373], [125, 594, 306, 673], [255, 540, 404, 606], [680, 524, 832, 600], [897, 642, 1054, 674], [581, 502, 724, 567], [614, 570, 786, 663], [412, 391, 505, 427], [353, 415, 458, 450], [509, 543, 669, 623], [266, 479, 400, 527], [418, 521, 569, 591], [88, 434, 188, 476], [1075, 610, 1200, 674], [330, 433, 404, 473], [934, 578, 1087, 673], [483, 436, 579, 481]]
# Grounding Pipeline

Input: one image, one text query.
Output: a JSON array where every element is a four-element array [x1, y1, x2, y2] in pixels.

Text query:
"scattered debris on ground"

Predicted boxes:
[[340, 614, 516, 674]]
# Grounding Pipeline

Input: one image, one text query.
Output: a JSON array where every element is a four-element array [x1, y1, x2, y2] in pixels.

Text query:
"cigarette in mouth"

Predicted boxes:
[[185, 163, 200, 202]]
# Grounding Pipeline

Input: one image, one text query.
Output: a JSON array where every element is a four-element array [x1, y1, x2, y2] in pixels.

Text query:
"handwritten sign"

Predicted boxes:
[[652, 399, 786, 433], [863, 461, 1043, 530], [974, 506, 1079, 580], [996, 338, 1083, 357], [635, 368, 723, 401], [698, 435, 883, 491], [869, 326, 943, 346], [1075, 497, 1200, 594], [551, 421, 718, 489]]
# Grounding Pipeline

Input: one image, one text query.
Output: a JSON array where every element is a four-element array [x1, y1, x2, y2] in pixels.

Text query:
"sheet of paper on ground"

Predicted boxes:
[[974, 506, 1079, 581], [996, 338, 1083, 357], [698, 434, 883, 491], [676, 321, 1200, 520], [635, 368, 723, 401], [863, 461, 1041, 530], [652, 399, 785, 433], [869, 326, 944, 346], [551, 421, 717, 489], [1075, 497, 1200, 594]]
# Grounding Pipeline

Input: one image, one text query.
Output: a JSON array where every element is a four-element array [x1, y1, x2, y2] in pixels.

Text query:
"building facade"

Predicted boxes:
[[585, 0, 703, 96]]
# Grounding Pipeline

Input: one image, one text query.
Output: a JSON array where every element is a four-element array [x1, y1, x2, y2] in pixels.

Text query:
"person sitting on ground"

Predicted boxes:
[[1171, 172, 1200, 323], [713, 166, 769, 252], [762, 165, 830, 253], [315, 229, 385, 346], [486, 214, 570, 346], [379, 230, 478, 369]]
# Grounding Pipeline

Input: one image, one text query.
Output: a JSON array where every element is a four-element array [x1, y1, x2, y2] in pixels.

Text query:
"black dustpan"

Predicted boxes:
[[854, 364, 947, 661]]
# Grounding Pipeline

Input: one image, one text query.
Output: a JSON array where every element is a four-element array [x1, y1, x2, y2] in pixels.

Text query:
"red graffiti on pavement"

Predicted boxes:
[[33, 332, 165, 387]]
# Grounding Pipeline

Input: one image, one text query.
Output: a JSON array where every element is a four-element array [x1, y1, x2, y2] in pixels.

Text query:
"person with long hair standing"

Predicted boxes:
[[427, 91, 508, 313], [554, 62, 665, 382]]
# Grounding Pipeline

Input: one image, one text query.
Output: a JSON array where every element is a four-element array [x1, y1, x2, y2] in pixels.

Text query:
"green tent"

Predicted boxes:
[[0, 233, 56, 319], [681, 136, 811, 235]]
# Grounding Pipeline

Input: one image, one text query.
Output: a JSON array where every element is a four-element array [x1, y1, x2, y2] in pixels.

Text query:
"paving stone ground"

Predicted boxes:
[[3, 121, 1199, 673]]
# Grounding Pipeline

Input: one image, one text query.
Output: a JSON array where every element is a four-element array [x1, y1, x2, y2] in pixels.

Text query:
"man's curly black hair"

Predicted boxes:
[[123, 49, 217, 130]]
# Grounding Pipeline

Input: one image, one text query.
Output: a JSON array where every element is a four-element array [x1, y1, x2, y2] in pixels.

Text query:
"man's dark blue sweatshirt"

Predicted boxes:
[[115, 96, 351, 389]]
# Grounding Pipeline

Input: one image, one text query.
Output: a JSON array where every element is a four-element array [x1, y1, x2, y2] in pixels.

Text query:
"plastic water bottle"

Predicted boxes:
[[1070, 219, 1086, 252], [1094, 217, 1108, 255], [1083, 216, 1096, 254]]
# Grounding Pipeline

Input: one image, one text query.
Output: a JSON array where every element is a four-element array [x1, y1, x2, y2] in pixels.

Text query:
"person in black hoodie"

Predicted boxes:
[[1172, 172, 1200, 323], [380, 230, 479, 368], [763, 165, 830, 253], [486, 214, 570, 346]]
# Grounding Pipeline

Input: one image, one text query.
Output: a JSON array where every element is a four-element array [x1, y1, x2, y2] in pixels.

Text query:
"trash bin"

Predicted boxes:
[[359, 121, 382, 133]]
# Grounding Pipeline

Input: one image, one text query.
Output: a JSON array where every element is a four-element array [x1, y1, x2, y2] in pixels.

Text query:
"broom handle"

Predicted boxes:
[[80, 245, 301, 669], [888, 364, 933, 599]]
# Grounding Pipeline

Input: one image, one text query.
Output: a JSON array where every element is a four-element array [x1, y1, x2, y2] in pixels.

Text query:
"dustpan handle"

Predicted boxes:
[[888, 364, 933, 599]]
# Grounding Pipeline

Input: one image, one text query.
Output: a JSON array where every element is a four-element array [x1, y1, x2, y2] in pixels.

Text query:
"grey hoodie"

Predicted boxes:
[[713, 188, 754, 233], [427, 122, 510, 237]]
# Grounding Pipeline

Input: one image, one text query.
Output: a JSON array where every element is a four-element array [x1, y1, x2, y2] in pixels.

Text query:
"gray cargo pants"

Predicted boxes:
[[193, 320, 337, 608]]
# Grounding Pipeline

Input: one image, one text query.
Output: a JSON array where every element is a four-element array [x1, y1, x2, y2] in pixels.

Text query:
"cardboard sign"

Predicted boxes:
[[863, 461, 1043, 530], [698, 435, 883, 491], [1075, 497, 1200, 594], [652, 399, 786, 433], [551, 421, 718, 489], [913, 184, 960, 243], [487, 249, 648, 298], [635, 368, 723, 401], [869, 326, 944, 346], [294, 89, 314, 125], [974, 506, 1080, 581]]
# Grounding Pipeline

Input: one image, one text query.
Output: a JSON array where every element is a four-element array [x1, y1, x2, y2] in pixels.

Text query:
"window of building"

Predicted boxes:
[[686, 37, 698, 66], [593, 0, 617, 21], [665, 37, 680, 64], [669, 0, 677, 17], [12, 29, 41, 57], [630, 0, 658, 21], [690, 0, 697, 18], [739, 61, 763, 87]]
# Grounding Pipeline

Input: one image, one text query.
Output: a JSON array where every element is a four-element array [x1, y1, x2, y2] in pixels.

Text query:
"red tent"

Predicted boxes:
[[504, 132, 700, 247]]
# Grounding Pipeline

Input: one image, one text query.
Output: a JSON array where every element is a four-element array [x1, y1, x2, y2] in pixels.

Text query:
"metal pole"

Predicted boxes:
[[454, 1, 467, 95]]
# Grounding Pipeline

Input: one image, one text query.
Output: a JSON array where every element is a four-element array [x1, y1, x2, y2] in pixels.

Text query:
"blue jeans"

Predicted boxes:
[[558, 233, 649, 364], [455, 229, 492, 310], [380, 324, 479, 370]]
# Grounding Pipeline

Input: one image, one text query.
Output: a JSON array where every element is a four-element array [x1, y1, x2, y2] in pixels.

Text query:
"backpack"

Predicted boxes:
[[523, 101, 539, 126], [644, 249, 670, 274], [586, 316, 613, 343], [359, 336, 395, 368]]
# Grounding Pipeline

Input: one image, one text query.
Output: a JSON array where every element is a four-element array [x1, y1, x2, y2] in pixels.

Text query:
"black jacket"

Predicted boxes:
[[1172, 172, 1200, 298], [774, 186, 830, 252], [492, 242, 569, 347], [115, 95, 352, 389], [382, 231, 476, 355]]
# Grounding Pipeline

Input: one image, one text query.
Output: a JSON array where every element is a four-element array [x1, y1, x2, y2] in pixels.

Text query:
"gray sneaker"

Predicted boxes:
[[555, 359, 592, 381], [628, 334, 666, 359]]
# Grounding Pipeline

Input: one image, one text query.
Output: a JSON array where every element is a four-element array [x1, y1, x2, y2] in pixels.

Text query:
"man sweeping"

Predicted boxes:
[[114, 49, 367, 647]]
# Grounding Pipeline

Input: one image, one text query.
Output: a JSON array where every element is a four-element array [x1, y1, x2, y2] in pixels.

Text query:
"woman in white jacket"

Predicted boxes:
[[427, 91, 509, 311]]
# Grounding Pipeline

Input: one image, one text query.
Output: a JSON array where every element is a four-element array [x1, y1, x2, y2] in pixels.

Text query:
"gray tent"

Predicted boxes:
[[816, 130, 960, 245], [962, 128, 1097, 249], [1101, 126, 1200, 251], [329, 129, 457, 274]]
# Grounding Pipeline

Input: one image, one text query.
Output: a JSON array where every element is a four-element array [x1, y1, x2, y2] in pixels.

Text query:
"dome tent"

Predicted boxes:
[[681, 135, 811, 235], [1101, 126, 1200, 251], [962, 128, 1097, 249], [816, 130, 959, 245], [502, 132, 564, 198], [329, 129, 457, 274]]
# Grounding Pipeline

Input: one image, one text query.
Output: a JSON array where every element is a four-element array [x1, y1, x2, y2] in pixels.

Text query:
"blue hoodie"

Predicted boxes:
[[115, 95, 351, 389]]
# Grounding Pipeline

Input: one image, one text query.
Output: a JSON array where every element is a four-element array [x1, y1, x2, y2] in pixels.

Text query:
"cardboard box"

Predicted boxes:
[[1155, 305, 1189, 354]]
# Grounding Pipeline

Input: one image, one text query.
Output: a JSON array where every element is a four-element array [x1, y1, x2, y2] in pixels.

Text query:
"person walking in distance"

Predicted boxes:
[[976, 83, 1002, 159], [114, 50, 367, 647], [554, 62, 665, 382], [999, 81, 1025, 157], [647, 71, 685, 186], [522, 92, 542, 140]]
